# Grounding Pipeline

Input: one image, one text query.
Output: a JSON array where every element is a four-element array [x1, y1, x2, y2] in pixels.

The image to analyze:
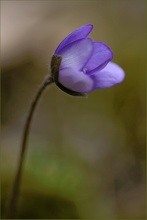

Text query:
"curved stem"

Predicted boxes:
[[6, 76, 54, 219]]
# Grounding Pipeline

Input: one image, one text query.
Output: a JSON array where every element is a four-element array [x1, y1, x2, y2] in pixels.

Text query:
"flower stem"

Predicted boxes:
[[6, 76, 54, 219]]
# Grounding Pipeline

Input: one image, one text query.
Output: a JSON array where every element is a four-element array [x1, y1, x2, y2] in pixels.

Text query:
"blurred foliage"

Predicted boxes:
[[1, 0, 146, 219]]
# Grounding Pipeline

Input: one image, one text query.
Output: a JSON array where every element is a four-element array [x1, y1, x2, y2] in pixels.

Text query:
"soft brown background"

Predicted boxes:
[[1, 0, 146, 219]]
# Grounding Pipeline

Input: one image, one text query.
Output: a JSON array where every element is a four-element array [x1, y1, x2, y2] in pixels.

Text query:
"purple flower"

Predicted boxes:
[[51, 24, 125, 96]]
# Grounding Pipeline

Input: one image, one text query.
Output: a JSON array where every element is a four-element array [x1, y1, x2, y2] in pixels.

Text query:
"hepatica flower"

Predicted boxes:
[[7, 24, 125, 219], [51, 24, 125, 96]]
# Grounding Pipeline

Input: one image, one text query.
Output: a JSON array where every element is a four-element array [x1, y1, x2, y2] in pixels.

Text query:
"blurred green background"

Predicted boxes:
[[1, 0, 146, 219]]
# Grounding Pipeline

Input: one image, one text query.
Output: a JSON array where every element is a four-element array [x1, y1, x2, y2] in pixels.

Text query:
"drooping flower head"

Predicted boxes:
[[51, 24, 125, 96]]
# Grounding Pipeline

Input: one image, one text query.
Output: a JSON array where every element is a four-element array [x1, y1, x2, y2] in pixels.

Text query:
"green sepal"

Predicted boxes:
[[56, 82, 87, 97]]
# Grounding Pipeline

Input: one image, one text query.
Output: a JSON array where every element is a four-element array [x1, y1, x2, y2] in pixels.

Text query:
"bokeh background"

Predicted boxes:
[[1, 0, 146, 219]]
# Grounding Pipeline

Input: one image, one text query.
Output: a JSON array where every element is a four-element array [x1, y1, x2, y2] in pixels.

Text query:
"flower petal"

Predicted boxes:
[[59, 38, 93, 70], [59, 68, 94, 93], [91, 62, 125, 89], [85, 42, 113, 74], [55, 24, 93, 54]]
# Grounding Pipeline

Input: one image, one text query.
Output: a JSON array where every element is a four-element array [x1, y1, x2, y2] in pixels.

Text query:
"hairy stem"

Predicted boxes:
[[6, 76, 54, 219]]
